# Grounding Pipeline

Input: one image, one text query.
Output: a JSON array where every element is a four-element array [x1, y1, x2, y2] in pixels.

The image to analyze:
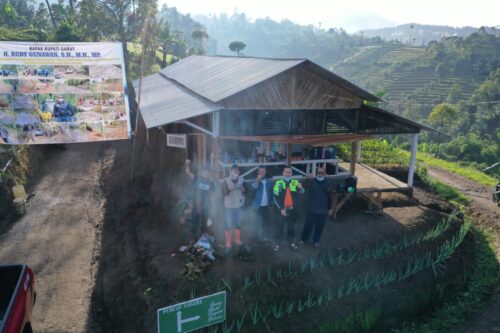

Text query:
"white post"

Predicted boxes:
[[356, 141, 361, 163], [407, 134, 418, 188]]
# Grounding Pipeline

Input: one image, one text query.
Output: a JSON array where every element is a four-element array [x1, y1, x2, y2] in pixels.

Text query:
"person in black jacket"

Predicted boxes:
[[300, 167, 333, 248]]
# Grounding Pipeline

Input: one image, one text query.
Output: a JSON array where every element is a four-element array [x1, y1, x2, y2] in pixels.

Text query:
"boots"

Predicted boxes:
[[225, 230, 232, 249], [234, 228, 242, 246]]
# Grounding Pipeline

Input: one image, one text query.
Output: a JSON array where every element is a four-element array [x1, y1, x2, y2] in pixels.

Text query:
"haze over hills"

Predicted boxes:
[[359, 23, 499, 46]]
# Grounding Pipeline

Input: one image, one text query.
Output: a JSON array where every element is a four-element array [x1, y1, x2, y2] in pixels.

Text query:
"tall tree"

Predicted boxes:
[[33, 3, 50, 32], [157, 21, 180, 68], [191, 25, 208, 54], [428, 103, 458, 156], [96, 0, 158, 73], [45, 0, 56, 29]]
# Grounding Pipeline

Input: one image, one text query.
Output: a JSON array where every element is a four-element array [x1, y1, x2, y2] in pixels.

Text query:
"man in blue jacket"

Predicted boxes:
[[251, 166, 273, 242]]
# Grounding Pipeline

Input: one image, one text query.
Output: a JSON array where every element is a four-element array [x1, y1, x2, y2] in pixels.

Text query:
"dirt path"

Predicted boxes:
[[0, 143, 108, 333], [426, 166, 500, 333]]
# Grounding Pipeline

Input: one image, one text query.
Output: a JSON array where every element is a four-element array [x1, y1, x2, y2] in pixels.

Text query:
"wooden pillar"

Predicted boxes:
[[350, 141, 358, 175], [212, 137, 221, 179], [286, 144, 292, 165], [407, 134, 418, 188], [202, 134, 207, 164]]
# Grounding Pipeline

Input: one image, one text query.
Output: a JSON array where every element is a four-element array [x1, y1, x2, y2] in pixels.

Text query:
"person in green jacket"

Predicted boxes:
[[272, 165, 304, 251]]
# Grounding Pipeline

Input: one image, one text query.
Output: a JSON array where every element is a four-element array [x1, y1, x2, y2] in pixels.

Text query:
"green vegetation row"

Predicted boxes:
[[218, 211, 459, 297], [201, 217, 471, 333], [393, 220, 499, 333]]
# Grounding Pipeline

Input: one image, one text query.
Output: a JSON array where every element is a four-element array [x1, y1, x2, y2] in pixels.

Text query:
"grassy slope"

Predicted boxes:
[[417, 153, 498, 187]]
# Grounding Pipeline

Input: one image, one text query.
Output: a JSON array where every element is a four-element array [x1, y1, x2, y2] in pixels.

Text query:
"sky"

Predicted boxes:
[[159, 0, 500, 32]]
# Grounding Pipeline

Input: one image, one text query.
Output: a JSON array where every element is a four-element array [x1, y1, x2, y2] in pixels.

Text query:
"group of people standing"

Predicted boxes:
[[184, 160, 334, 255]]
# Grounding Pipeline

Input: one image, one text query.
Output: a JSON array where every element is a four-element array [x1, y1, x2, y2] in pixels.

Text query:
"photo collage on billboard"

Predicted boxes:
[[0, 63, 128, 144]]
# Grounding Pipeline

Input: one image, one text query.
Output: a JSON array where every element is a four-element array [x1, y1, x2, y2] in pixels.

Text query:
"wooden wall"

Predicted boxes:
[[219, 62, 363, 110]]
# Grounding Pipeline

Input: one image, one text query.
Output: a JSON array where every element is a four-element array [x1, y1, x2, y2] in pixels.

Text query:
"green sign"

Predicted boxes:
[[157, 291, 226, 333]]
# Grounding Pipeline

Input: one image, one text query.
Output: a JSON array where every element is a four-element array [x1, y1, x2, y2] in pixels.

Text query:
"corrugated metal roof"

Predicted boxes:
[[160, 55, 305, 102], [361, 105, 442, 134], [132, 73, 221, 128]]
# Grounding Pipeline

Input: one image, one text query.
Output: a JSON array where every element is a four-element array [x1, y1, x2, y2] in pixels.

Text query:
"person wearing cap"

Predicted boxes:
[[300, 167, 333, 248], [222, 164, 246, 253], [272, 165, 304, 251], [185, 160, 216, 237]]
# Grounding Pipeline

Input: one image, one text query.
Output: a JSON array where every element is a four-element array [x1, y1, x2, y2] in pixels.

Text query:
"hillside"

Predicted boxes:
[[332, 43, 486, 118]]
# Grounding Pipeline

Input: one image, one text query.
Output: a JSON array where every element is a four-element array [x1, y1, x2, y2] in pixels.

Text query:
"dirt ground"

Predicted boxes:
[[426, 167, 500, 333], [0, 144, 490, 333], [88, 143, 473, 333], [0, 143, 110, 333]]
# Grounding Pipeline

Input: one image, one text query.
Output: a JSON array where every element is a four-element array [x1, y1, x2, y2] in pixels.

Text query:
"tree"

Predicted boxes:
[[96, 0, 158, 73], [33, 3, 50, 32], [191, 25, 208, 54], [157, 20, 181, 68], [45, 0, 56, 29], [428, 103, 458, 157], [229, 41, 246, 56]]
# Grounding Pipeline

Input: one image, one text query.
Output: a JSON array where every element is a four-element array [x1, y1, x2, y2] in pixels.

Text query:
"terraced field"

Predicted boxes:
[[332, 44, 486, 116]]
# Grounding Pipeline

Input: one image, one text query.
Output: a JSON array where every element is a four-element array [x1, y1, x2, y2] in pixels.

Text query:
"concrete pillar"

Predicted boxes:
[[407, 134, 418, 188]]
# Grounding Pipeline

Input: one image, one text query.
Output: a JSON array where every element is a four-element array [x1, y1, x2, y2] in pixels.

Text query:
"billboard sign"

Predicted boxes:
[[0, 42, 131, 144]]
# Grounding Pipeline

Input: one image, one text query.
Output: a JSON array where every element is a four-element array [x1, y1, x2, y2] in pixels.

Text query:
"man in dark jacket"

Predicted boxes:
[[273, 165, 304, 251], [251, 166, 273, 241], [53, 95, 76, 122], [300, 167, 333, 248]]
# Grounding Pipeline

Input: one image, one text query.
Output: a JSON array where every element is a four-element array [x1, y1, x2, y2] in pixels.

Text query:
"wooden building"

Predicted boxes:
[[132, 55, 437, 213]]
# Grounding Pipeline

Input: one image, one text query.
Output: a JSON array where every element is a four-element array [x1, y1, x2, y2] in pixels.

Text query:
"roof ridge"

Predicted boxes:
[[158, 71, 222, 107], [194, 54, 308, 62]]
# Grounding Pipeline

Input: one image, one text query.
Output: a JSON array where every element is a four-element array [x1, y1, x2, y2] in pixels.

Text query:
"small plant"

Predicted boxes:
[[250, 303, 260, 325], [337, 284, 345, 299], [300, 259, 308, 274], [236, 311, 246, 333], [222, 320, 235, 333], [221, 278, 232, 293], [327, 288, 334, 302], [297, 299, 306, 312], [309, 255, 319, 272], [258, 308, 271, 325], [305, 292, 315, 309], [270, 302, 285, 319], [242, 276, 254, 293], [286, 301, 295, 315], [276, 267, 283, 279], [254, 269, 262, 285]]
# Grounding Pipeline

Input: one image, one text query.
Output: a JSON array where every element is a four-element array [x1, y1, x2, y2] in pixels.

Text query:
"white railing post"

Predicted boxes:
[[407, 134, 418, 188]]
